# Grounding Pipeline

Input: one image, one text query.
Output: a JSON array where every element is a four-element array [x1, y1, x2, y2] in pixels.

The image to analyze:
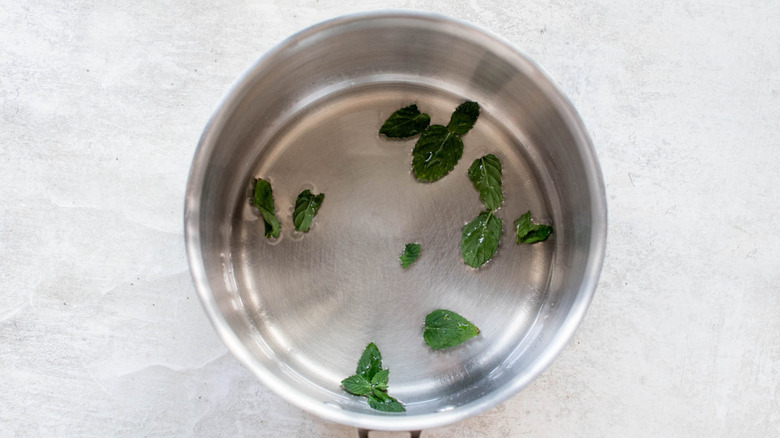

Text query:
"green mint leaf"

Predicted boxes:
[[355, 342, 383, 380], [251, 178, 280, 238], [461, 210, 502, 268], [399, 243, 421, 269], [514, 210, 553, 244], [423, 309, 480, 350], [523, 224, 553, 243], [412, 125, 464, 182], [367, 389, 406, 413], [341, 374, 372, 396], [293, 189, 325, 232], [380, 104, 431, 138], [344, 344, 405, 412], [467, 154, 504, 211], [447, 101, 480, 135], [513, 211, 533, 241], [371, 369, 389, 391]]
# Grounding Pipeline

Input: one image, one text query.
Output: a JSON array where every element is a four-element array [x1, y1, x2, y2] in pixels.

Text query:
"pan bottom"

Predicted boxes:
[[228, 81, 554, 411]]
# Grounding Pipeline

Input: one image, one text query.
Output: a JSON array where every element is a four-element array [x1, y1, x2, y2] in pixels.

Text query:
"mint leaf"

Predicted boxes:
[[513, 211, 534, 242], [423, 309, 480, 350], [380, 104, 431, 138], [367, 389, 406, 413], [399, 243, 421, 269], [355, 342, 382, 380], [412, 125, 464, 181], [447, 101, 480, 135], [523, 225, 553, 243], [371, 369, 389, 391], [341, 374, 372, 396], [293, 189, 325, 232], [467, 154, 503, 211], [343, 343, 406, 413], [461, 210, 502, 268], [514, 211, 553, 244], [251, 179, 280, 238]]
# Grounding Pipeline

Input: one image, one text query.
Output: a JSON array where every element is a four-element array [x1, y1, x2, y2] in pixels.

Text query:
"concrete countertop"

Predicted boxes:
[[1, 1, 778, 436]]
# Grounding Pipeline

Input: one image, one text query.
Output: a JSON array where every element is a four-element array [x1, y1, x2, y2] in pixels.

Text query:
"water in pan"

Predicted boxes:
[[230, 82, 553, 409]]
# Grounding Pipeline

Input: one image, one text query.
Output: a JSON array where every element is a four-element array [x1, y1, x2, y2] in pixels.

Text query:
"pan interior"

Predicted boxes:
[[229, 81, 553, 412]]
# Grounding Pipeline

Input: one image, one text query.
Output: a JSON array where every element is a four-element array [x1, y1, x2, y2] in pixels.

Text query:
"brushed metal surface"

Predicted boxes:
[[185, 11, 607, 431]]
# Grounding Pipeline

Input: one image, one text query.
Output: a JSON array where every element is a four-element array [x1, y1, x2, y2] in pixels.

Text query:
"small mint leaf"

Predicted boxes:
[[412, 125, 464, 182], [423, 309, 480, 350], [461, 210, 502, 268], [399, 243, 421, 269], [513, 211, 533, 242], [467, 154, 503, 211], [355, 342, 382, 380], [447, 101, 480, 135], [341, 374, 372, 396], [343, 343, 406, 413], [367, 389, 406, 413], [523, 224, 553, 243], [371, 369, 389, 390], [380, 104, 431, 138], [514, 210, 553, 244], [293, 189, 325, 232], [251, 179, 280, 238]]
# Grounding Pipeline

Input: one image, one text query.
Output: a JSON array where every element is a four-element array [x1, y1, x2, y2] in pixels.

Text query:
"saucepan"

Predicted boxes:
[[184, 11, 606, 435]]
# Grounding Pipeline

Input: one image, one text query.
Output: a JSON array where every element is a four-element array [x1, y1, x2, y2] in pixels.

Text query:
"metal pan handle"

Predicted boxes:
[[357, 430, 422, 438]]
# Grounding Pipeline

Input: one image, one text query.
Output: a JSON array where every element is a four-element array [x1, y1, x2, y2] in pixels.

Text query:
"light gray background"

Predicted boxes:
[[1, 1, 778, 436]]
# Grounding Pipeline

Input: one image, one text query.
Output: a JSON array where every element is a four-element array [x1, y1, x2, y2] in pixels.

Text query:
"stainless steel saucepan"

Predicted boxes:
[[184, 11, 606, 434]]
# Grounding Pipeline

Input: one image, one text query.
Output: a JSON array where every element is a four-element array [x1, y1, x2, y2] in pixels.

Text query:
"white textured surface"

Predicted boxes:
[[1, 1, 779, 436]]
